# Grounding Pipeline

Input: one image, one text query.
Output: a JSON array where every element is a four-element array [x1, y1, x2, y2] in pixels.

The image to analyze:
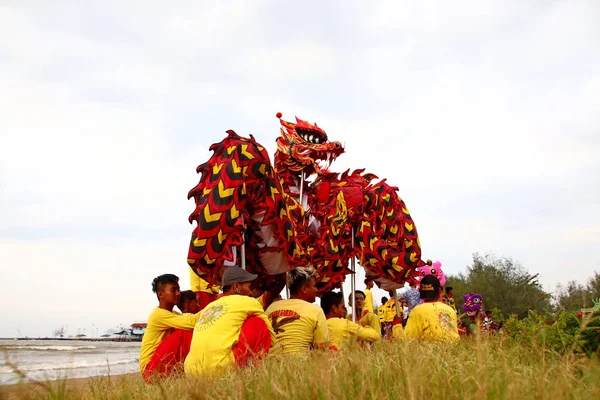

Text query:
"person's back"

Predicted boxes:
[[185, 294, 271, 375], [185, 267, 275, 376], [363, 279, 375, 314], [327, 317, 380, 350], [383, 297, 398, 323], [265, 267, 329, 355], [404, 276, 459, 343], [405, 302, 459, 342], [322, 291, 380, 350], [377, 296, 388, 323], [266, 298, 328, 355]]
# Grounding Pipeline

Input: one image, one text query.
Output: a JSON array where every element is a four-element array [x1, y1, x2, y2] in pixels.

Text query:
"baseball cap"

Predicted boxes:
[[221, 266, 258, 287], [419, 275, 441, 300]]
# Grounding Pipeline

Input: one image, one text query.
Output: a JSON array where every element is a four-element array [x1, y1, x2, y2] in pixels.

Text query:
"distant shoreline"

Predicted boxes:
[[0, 337, 141, 342]]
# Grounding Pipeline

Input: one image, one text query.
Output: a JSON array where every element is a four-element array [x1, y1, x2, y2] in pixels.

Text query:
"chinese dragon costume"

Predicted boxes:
[[187, 113, 423, 294]]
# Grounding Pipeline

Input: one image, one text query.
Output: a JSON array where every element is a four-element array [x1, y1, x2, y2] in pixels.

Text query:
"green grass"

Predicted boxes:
[[6, 336, 600, 400]]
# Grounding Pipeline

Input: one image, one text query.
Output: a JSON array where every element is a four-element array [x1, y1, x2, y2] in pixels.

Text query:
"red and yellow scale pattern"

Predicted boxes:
[[187, 131, 306, 285], [301, 169, 423, 292], [187, 117, 423, 294]]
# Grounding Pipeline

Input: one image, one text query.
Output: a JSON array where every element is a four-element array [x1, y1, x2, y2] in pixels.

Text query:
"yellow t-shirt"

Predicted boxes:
[[404, 302, 459, 342], [392, 323, 405, 341], [377, 306, 386, 322], [184, 295, 274, 376], [446, 297, 457, 311], [364, 289, 375, 313], [347, 311, 381, 334], [139, 308, 199, 371], [265, 299, 329, 355], [383, 299, 399, 323], [189, 267, 220, 294], [257, 294, 266, 309], [327, 317, 380, 350]]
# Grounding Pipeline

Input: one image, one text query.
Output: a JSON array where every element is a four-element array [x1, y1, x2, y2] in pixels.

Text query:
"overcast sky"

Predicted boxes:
[[1, 1, 599, 338]]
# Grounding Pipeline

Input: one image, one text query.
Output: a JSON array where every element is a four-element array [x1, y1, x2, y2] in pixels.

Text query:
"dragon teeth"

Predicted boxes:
[[308, 134, 314, 143]]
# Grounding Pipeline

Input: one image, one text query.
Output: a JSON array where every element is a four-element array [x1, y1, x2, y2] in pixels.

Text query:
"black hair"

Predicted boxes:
[[381, 297, 389, 303], [420, 275, 441, 301], [445, 286, 454, 294], [178, 290, 196, 312], [151, 274, 179, 293], [353, 290, 366, 300], [321, 291, 344, 315]]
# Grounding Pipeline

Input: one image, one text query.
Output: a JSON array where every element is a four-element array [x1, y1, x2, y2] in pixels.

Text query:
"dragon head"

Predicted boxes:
[[462, 293, 483, 317], [275, 112, 344, 177]]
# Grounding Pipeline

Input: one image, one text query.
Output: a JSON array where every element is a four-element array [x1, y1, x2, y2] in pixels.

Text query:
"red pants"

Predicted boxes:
[[195, 291, 218, 310], [143, 329, 193, 383], [232, 316, 272, 368]]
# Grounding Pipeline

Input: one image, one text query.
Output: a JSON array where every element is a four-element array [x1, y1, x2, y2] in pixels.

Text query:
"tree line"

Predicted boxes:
[[445, 253, 600, 318]]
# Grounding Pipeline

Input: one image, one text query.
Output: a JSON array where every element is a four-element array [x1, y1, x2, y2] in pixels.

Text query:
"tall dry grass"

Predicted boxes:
[[6, 335, 600, 400]]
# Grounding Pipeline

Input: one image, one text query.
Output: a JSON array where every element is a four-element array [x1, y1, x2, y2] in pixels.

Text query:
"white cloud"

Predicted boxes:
[[1, 1, 599, 337]]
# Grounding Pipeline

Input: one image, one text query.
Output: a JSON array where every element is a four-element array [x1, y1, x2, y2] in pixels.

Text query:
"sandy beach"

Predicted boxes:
[[0, 373, 140, 399]]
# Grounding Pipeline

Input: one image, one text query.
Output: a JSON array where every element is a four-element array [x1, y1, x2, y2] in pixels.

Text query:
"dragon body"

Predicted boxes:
[[187, 113, 423, 293]]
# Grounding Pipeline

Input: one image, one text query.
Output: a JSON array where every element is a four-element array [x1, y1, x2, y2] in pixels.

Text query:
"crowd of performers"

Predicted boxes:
[[139, 266, 496, 382], [138, 113, 502, 382]]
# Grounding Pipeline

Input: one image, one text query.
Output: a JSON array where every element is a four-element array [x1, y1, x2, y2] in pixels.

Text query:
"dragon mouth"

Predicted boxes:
[[313, 152, 338, 173]]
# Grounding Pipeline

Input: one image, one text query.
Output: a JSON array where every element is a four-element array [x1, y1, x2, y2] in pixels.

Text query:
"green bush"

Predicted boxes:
[[501, 310, 599, 356]]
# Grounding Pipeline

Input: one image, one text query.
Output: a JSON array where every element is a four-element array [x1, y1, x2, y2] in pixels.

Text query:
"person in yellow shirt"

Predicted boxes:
[[382, 292, 401, 339], [404, 275, 459, 343], [140, 274, 200, 382], [265, 267, 330, 355], [363, 279, 375, 314], [321, 291, 380, 350], [347, 290, 381, 335], [377, 296, 389, 324], [189, 266, 220, 310], [442, 286, 457, 312], [185, 267, 275, 376]]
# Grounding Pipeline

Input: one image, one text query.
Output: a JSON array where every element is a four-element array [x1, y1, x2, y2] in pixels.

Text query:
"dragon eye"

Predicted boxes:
[[431, 269, 436, 274], [473, 298, 481, 304]]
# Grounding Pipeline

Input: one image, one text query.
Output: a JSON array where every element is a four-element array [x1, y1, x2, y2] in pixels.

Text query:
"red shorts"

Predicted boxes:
[[143, 329, 193, 383], [232, 316, 272, 367]]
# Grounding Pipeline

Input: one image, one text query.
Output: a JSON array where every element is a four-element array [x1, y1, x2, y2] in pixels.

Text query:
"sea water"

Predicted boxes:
[[0, 339, 140, 385]]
